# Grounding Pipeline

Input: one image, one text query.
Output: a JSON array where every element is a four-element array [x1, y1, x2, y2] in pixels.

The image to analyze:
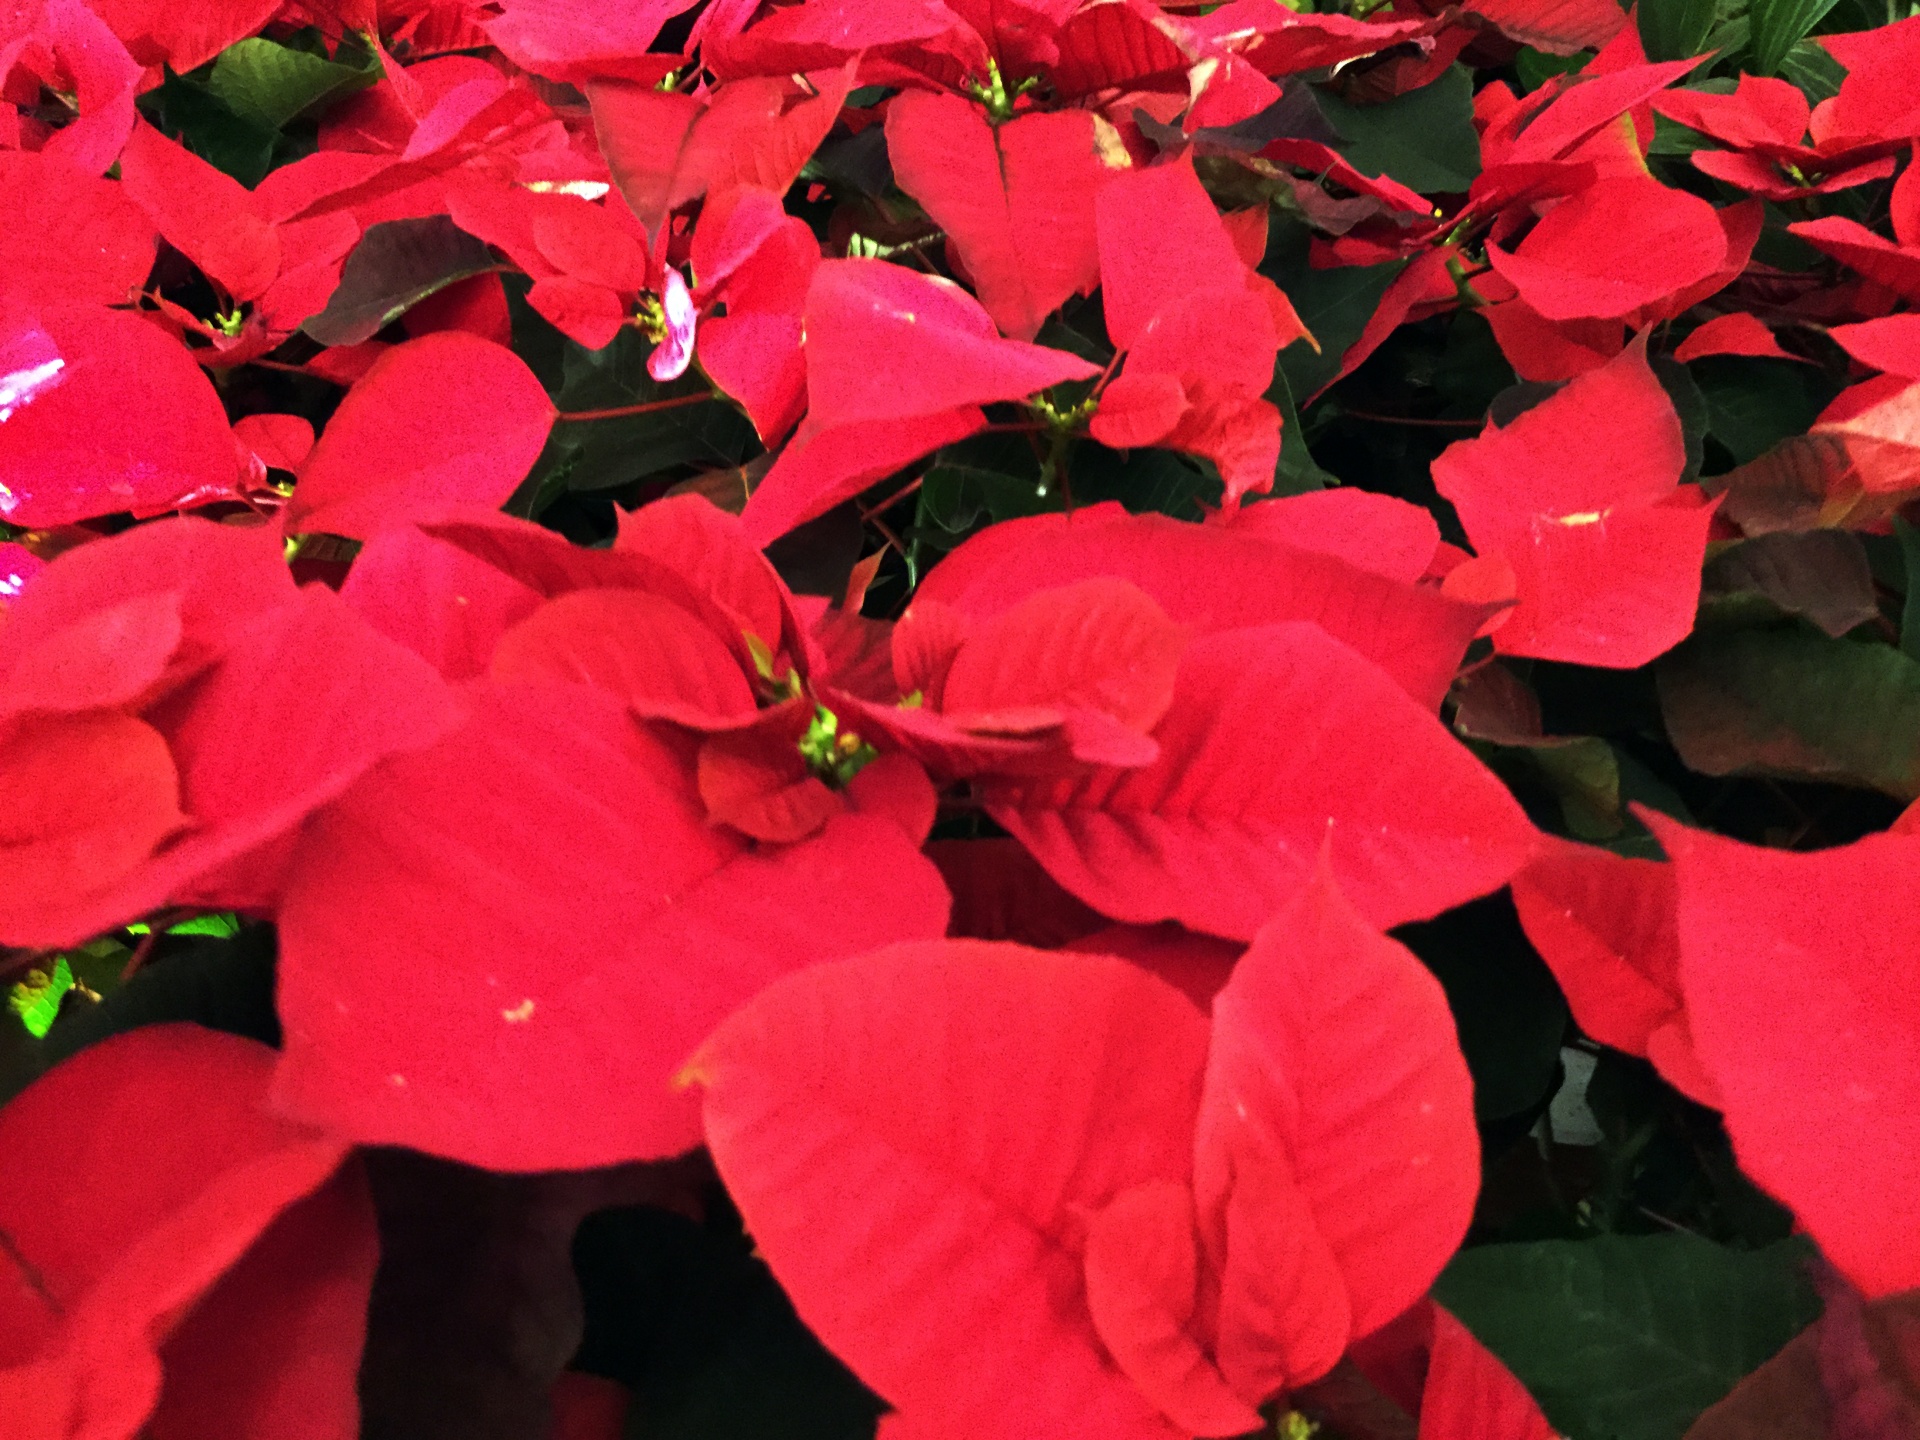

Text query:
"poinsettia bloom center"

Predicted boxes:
[[645, 269, 697, 382]]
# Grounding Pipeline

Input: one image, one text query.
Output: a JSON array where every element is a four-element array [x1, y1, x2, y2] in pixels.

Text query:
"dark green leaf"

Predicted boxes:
[[1658, 627, 1920, 799], [1638, 0, 1724, 62], [1268, 366, 1334, 495], [1774, 38, 1846, 102], [1394, 893, 1569, 1126], [1693, 358, 1832, 468], [1071, 441, 1218, 519], [1746, 0, 1841, 75], [209, 36, 376, 130], [574, 1205, 883, 1440], [360, 1153, 702, 1440], [303, 216, 499, 346], [140, 71, 279, 186], [1261, 218, 1409, 402], [1898, 517, 1920, 661], [1652, 358, 1709, 484], [1435, 1234, 1822, 1440], [1318, 65, 1482, 194]]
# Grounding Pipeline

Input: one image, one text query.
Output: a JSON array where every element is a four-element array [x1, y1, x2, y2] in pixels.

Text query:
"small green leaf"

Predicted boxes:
[[1746, 0, 1841, 75], [1261, 218, 1409, 403], [209, 37, 375, 131], [1638, 0, 1724, 62], [7, 957, 74, 1039], [1317, 65, 1482, 195], [1435, 1233, 1822, 1440]]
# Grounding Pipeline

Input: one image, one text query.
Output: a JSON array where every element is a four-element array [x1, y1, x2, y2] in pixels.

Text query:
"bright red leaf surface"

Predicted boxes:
[[284, 332, 556, 540], [1650, 816, 1920, 1300], [984, 624, 1536, 940], [1433, 338, 1713, 668], [0, 1025, 375, 1440], [0, 151, 154, 308], [0, 305, 237, 527]]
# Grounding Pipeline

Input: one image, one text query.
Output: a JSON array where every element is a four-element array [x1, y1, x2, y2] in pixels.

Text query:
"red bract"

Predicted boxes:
[[1348, 1299, 1557, 1439], [1433, 338, 1715, 668], [272, 498, 950, 1169], [983, 624, 1534, 938], [0, 0, 142, 175], [0, 1025, 376, 1440], [740, 259, 1099, 542], [283, 332, 556, 539], [1091, 157, 1303, 507], [0, 150, 154, 308], [1790, 163, 1920, 300], [0, 305, 237, 526], [691, 868, 1478, 1436], [0, 519, 459, 947], [885, 91, 1110, 342], [118, 119, 281, 304], [484, 0, 695, 84], [84, 0, 277, 72], [688, 186, 818, 439], [1649, 816, 1920, 1302]]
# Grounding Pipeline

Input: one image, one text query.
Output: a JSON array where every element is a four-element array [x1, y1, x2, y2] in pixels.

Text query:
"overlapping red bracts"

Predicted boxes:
[[3, 2, 1919, 1431]]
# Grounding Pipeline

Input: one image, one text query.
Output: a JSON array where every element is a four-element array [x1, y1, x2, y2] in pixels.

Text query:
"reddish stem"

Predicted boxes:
[[555, 392, 715, 423]]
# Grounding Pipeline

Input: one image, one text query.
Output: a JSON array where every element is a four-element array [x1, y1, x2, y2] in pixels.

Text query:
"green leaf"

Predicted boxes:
[[1657, 626, 1920, 799], [1267, 366, 1334, 496], [1434, 1234, 1822, 1440], [1693, 358, 1832, 468], [1317, 65, 1482, 194], [208, 37, 375, 131], [1775, 38, 1846, 103], [7, 957, 74, 1040], [1261, 218, 1409, 403], [139, 71, 279, 186], [303, 216, 500, 347], [1638, 0, 1724, 62], [1746, 0, 1841, 75], [1896, 517, 1920, 661]]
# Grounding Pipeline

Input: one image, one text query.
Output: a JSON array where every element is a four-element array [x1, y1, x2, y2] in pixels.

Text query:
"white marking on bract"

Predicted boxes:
[[503, 998, 536, 1023]]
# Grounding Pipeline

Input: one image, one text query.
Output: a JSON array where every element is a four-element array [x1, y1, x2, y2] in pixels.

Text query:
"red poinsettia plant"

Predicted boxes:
[[4, 0, 1920, 1436]]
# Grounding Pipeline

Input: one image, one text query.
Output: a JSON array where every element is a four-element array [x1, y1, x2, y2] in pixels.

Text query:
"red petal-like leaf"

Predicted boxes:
[[886, 92, 1107, 341], [84, 0, 279, 71], [1487, 178, 1727, 320], [1198, 869, 1478, 1397], [286, 332, 556, 540], [491, 588, 758, 729], [339, 525, 544, 681], [941, 577, 1186, 737], [273, 683, 949, 1169], [0, 305, 238, 527], [1830, 314, 1920, 379], [801, 259, 1101, 428], [693, 941, 1207, 1440], [1674, 312, 1798, 363], [0, 151, 154, 307], [918, 504, 1487, 711], [485, 0, 695, 84], [1650, 817, 1920, 1299], [984, 625, 1536, 939], [0, 1026, 370, 1440], [118, 119, 280, 302]]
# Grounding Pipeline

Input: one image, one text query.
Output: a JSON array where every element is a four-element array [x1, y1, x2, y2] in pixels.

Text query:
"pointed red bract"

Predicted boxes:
[[1487, 178, 1728, 321], [0, 305, 238, 527], [1197, 867, 1479, 1398], [916, 503, 1486, 712], [741, 261, 1097, 543], [984, 625, 1537, 940], [273, 682, 950, 1170], [0, 151, 155, 307], [118, 120, 280, 302], [485, 0, 695, 83], [694, 942, 1208, 1440], [84, 0, 279, 71], [0, 1026, 375, 1440], [1650, 816, 1920, 1300], [285, 332, 556, 540], [886, 92, 1108, 342], [1433, 338, 1711, 668]]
